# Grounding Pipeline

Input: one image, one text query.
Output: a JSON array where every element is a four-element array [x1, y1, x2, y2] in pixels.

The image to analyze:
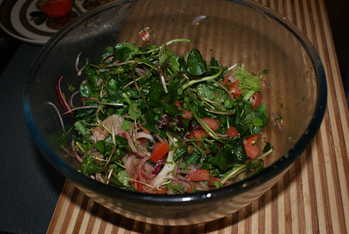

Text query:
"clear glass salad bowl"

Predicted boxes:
[[24, 0, 327, 225]]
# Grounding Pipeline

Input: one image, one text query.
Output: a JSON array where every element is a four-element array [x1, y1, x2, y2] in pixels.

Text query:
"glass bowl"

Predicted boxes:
[[24, 0, 327, 225]]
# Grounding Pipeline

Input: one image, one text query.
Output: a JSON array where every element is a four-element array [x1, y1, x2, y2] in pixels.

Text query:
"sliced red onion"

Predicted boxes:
[[46, 101, 65, 132], [135, 67, 146, 76], [151, 150, 175, 188], [123, 155, 140, 177], [152, 160, 165, 175], [69, 90, 80, 108]]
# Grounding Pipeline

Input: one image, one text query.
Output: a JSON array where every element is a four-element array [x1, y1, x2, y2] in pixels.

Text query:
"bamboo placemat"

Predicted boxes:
[[47, 0, 349, 233]]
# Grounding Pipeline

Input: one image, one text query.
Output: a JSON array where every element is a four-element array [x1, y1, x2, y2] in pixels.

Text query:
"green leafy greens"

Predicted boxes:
[[59, 38, 273, 194]]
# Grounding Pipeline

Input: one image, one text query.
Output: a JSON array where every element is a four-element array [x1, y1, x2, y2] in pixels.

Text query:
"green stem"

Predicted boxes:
[[142, 38, 191, 54], [220, 148, 273, 184], [165, 38, 191, 46], [221, 164, 246, 184], [191, 111, 220, 140], [181, 66, 223, 91]]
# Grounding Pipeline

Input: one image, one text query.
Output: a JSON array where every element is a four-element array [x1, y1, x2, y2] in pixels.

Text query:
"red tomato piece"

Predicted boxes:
[[208, 176, 221, 187], [201, 117, 220, 131], [174, 100, 182, 108], [243, 135, 260, 159], [227, 127, 240, 137], [222, 75, 231, 85], [186, 169, 210, 181], [150, 141, 170, 162], [39, 0, 72, 18], [228, 80, 241, 98], [188, 129, 207, 140], [182, 110, 193, 119], [250, 92, 262, 109]]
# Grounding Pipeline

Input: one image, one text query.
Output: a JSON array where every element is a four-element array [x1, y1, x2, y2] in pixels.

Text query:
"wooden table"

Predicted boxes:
[[46, 0, 349, 233]]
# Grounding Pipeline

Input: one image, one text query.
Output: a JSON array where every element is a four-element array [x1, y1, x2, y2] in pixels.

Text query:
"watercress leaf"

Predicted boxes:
[[224, 98, 234, 108], [106, 78, 122, 98], [121, 120, 133, 131], [101, 46, 114, 61], [163, 102, 179, 115], [74, 120, 90, 136], [81, 156, 103, 175], [234, 66, 261, 97], [159, 47, 171, 66], [148, 81, 163, 106], [95, 141, 105, 153], [167, 55, 181, 74], [116, 170, 130, 187], [185, 49, 207, 76], [209, 139, 247, 171], [257, 104, 267, 113], [115, 135, 129, 149], [79, 81, 93, 97], [114, 42, 140, 62], [128, 102, 141, 120], [164, 183, 185, 194], [196, 83, 229, 105]]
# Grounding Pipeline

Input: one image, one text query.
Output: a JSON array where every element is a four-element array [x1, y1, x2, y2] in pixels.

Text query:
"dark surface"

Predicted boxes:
[[325, 0, 349, 104], [0, 43, 64, 234], [0, 29, 20, 74]]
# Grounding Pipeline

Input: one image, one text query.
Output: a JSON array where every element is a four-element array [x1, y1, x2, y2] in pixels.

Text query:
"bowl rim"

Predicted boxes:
[[23, 0, 327, 205]]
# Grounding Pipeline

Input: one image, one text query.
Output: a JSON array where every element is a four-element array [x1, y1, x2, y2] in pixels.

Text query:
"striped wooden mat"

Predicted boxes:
[[47, 0, 349, 233]]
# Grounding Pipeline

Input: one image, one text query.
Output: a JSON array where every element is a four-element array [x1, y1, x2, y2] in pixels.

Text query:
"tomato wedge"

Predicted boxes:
[[250, 92, 262, 109], [208, 176, 221, 187], [182, 110, 193, 119], [39, 0, 72, 18], [201, 117, 220, 131], [188, 129, 207, 140], [228, 80, 241, 98], [223, 75, 232, 85], [174, 100, 182, 108], [186, 169, 210, 181], [227, 126, 240, 137], [243, 135, 260, 159], [150, 141, 169, 162]]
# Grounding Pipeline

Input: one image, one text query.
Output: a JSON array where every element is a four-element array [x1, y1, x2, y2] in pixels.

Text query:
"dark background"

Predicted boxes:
[[325, 0, 349, 103], [0, 1, 348, 233]]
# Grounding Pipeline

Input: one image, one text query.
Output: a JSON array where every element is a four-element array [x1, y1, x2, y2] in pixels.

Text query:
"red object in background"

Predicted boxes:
[[38, 0, 73, 18]]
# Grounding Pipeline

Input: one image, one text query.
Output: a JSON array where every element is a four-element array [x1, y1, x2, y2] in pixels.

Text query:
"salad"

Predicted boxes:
[[56, 38, 273, 194]]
